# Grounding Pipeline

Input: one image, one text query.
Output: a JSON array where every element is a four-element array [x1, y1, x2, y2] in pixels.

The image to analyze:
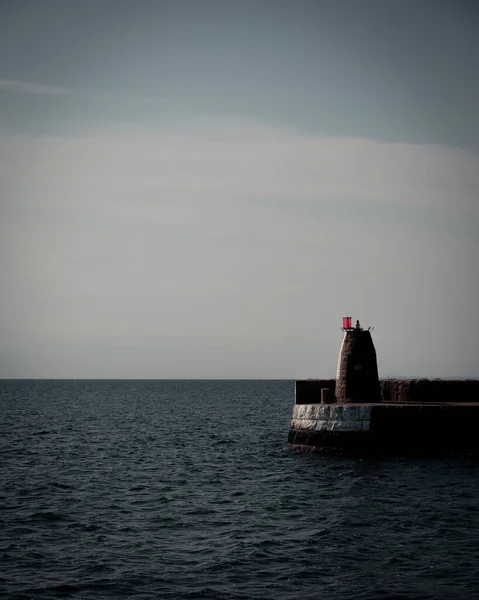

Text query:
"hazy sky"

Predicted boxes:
[[1, 0, 478, 378]]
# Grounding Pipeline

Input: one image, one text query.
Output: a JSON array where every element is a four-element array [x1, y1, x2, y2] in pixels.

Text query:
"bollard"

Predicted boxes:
[[321, 388, 334, 404]]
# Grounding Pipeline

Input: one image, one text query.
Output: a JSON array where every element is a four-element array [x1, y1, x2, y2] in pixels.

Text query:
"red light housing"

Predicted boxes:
[[343, 316, 352, 330]]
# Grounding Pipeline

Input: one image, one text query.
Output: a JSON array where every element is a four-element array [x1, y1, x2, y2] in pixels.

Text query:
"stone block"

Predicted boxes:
[[343, 406, 359, 420]]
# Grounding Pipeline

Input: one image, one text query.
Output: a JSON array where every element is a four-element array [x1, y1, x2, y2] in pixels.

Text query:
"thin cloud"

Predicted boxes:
[[0, 79, 73, 96], [1, 123, 476, 219], [0, 78, 162, 105], [1, 118, 478, 377]]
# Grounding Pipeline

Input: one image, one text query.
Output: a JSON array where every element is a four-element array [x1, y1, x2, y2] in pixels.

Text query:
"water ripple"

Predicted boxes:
[[1, 379, 479, 600]]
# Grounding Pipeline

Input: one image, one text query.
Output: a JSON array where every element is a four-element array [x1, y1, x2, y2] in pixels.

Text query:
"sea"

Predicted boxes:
[[1, 379, 479, 600]]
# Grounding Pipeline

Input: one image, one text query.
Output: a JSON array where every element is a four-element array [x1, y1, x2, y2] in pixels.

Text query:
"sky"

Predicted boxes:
[[1, 0, 478, 379]]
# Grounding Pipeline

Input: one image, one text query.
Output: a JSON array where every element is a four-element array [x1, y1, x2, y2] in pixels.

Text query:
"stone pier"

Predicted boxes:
[[288, 318, 479, 455]]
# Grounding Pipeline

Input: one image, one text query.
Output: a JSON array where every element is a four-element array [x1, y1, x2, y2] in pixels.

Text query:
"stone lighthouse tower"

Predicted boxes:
[[336, 317, 381, 403]]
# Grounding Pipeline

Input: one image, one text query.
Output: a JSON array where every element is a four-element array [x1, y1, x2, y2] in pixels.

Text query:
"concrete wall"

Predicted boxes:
[[380, 379, 479, 403], [295, 378, 479, 404], [295, 379, 336, 404]]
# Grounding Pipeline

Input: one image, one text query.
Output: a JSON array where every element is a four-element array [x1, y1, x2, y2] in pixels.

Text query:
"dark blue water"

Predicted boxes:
[[1, 380, 479, 600]]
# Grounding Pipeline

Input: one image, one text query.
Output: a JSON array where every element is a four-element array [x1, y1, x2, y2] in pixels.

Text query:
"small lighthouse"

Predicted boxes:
[[335, 317, 381, 403]]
